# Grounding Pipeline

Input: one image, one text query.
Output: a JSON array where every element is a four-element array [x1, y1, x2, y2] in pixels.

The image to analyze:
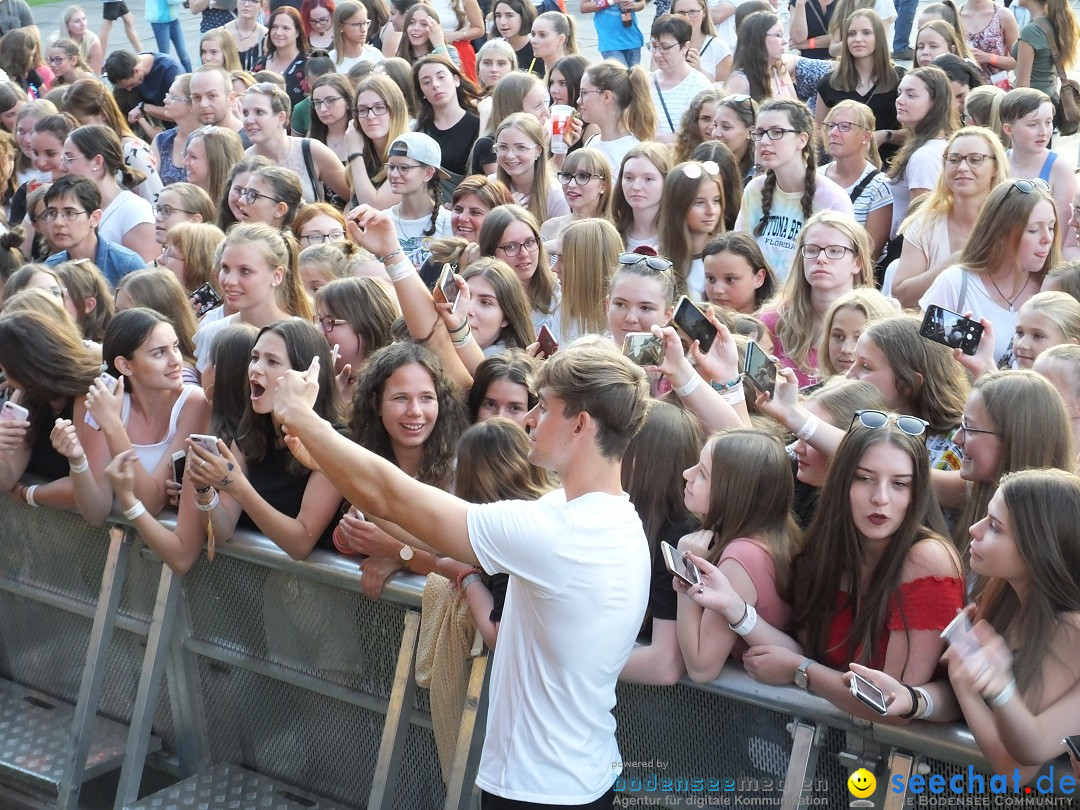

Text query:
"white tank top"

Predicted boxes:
[[121, 385, 198, 472]]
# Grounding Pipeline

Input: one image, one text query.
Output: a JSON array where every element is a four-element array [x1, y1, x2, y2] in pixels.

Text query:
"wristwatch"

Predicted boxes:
[[398, 545, 414, 570], [884, 130, 894, 143], [794, 658, 813, 690]]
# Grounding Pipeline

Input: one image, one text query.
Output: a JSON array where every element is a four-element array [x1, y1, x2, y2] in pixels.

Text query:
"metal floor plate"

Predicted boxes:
[[125, 763, 352, 809], [0, 678, 147, 795]]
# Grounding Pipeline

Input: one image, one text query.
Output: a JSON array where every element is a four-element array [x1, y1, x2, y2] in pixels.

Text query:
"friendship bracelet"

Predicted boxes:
[[795, 412, 820, 442], [24, 484, 38, 507], [122, 500, 146, 521], [377, 247, 404, 263], [721, 384, 744, 407], [987, 679, 1017, 708], [899, 684, 922, 719], [729, 603, 758, 636], [452, 331, 474, 349], [332, 524, 357, 556], [347, 152, 363, 164], [807, 37, 817, 49], [448, 319, 470, 336], [69, 457, 89, 474], [196, 491, 220, 513], [673, 374, 702, 398], [710, 376, 742, 392], [455, 566, 483, 590], [385, 258, 416, 282]]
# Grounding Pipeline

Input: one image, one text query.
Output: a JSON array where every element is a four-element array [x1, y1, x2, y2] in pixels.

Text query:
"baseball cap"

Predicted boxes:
[[388, 132, 450, 180]]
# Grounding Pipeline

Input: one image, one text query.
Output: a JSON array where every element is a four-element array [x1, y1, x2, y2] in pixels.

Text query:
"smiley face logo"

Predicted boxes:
[[848, 768, 876, 799]]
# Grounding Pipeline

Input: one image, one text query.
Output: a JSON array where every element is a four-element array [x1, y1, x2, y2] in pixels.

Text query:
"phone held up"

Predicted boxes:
[[660, 541, 701, 587], [672, 296, 718, 353], [743, 340, 777, 398], [919, 304, 984, 356]]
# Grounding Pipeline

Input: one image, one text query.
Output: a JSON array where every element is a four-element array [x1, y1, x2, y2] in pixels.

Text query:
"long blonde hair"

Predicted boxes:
[[494, 112, 555, 225], [558, 219, 621, 338]]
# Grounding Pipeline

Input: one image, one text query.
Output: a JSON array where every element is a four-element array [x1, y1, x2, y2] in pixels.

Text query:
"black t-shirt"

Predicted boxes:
[[514, 40, 544, 77], [27, 398, 74, 482], [469, 134, 496, 176], [646, 514, 699, 625], [789, 0, 835, 59], [422, 111, 480, 182]]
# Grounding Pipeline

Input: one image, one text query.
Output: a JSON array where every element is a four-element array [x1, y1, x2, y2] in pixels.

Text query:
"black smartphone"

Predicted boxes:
[[537, 324, 558, 357], [433, 264, 459, 314], [1064, 735, 1080, 760], [849, 672, 889, 715], [743, 340, 777, 397], [673, 296, 718, 353], [189, 282, 223, 318], [919, 305, 984, 356], [171, 450, 186, 485]]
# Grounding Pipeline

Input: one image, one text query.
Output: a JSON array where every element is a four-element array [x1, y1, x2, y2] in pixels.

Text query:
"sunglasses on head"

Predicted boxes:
[[618, 252, 673, 272], [849, 409, 928, 437]]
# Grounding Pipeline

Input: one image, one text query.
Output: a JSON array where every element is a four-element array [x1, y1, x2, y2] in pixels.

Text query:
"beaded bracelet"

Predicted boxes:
[[710, 376, 742, 393], [455, 566, 483, 590]]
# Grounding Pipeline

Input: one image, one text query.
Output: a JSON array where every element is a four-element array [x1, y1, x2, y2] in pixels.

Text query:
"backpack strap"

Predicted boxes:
[[1034, 17, 1070, 85], [848, 168, 881, 204]]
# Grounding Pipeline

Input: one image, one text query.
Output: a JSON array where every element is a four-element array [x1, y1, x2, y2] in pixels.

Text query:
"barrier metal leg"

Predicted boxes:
[[368, 609, 421, 810], [882, 750, 917, 810], [781, 720, 823, 810], [443, 653, 489, 810], [166, 588, 211, 774], [113, 563, 181, 810], [56, 526, 132, 810]]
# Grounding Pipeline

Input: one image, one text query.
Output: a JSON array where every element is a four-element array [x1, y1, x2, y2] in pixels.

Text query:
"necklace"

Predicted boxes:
[[988, 271, 1029, 310]]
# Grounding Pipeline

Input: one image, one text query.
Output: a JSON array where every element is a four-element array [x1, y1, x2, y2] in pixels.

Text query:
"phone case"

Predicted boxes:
[[919, 306, 984, 356], [673, 297, 717, 353]]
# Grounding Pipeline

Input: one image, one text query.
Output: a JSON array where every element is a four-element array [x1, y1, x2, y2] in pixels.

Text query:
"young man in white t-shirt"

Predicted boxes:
[[273, 209, 651, 809]]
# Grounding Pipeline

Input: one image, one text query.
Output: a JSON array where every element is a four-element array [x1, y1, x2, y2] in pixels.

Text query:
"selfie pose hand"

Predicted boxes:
[[50, 419, 86, 466], [85, 375, 126, 432], [345, 205, 401, 260], [185, 437, 243, 495], [0, 392, 29, 453]]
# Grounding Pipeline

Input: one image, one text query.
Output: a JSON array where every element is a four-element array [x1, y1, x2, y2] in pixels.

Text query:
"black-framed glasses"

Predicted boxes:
[[41, 208, 89, 222], [801, 244, 855, 260], [750, 127, 798, 141], [301, 230, 346, 245], [386, 162, 424, 176], [314, 314, 348, 332], [945, 152, 993, 167], [556, 171, 601, 186], [237, 188, 282, 204], [824, 121, 863, 133], [849, 410, 928, 437], [313, 95, 343, 108], [618, 252, 673, 272], [958, 418, 999, 438], [153, 203, 196, 218], [309, 14, 332, 24], [496, 236, 540, 256], [355, 102, 388, 118], [647, 40, 682, 52]]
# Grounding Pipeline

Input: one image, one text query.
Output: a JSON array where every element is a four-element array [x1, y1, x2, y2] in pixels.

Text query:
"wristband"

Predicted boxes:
[[196, 491, 220, 512], [721, 384, 744, 406], [347, 152, 363, 164], [385, 258, 416, 282], [455, 566, 483, 590], [989, 54, 998, 66], [729, 603, 758, 636], [710, 376, 742, 392], [122, 500, 146, 521], [460, 573, 483, 591], [795, 412, 820, 442], [595, 0, 611, 8], [332, 524, 357, 556], [195, 484, 212, 494], [452, 331, 473, 348], [808, 37, 816, 49], [987, 678, 1017, 708], [377, 247, 404, 263], [69, 457, 89, 474], [448, 319, 470, 335], [24, 484, 38, 507], [899, 683, 921, 719], [673, 373, 702, 398], [914, 686, 934, 719]]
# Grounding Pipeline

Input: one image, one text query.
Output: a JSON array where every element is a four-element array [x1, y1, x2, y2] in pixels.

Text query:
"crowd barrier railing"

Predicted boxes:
[[0, 495, 1072, 810]]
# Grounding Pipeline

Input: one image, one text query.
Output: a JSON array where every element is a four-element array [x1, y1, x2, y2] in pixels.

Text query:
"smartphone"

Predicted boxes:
[[673, 296, 718, 353], [1064, 736, 1080, 760], [622, 332, 663, 367], [171, 450, 186, 484], [849, 672, 889, 715], [189, 282, 223, 319], [537, 324, 558, 357], [84, 372, 119, 431], [743, 340, 777, 397], [919, 305, 984, 356], [660, 541, 701, 587], [189, 434, 222, 456], [940, 611, 988, 671], [0, 401, 28, 422], [432, 264, 459, 314]]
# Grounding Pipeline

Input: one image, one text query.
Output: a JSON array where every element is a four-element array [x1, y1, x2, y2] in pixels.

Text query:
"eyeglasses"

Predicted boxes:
[[682, 160, 719, 179], [556, 171, 601, 186], [824, 121, 863, 133], [958, 418, 999, 437], [750, 127, 798, 141], [344, 18, 371, 28], [314, 314, 348, 332], [167, 93, 192, 104], [674, 6, 703, 15], [578, 88, 604, 98], [153, 204, 196, 218], [355, 102, 388, 118], [159, 246, 182, 263], [41, 208, 89, 222], [849, 410, 928, 437], [237, 188, 282, 204], [47, 55, 71, 64], [494, 143, 539, 157], [59, 153, 83, 167], [618, 252, 673, 272], [496, 236, 540, 256], [386, 162, 425, 176], [313, 95, 343, 108], [647, 40, 682, 52], [238, 0, 260, 5], [945, 152, 992, 167], [801, 243, 855, 260], [301, 230, 346, 244], [309, 14, 331, 24]]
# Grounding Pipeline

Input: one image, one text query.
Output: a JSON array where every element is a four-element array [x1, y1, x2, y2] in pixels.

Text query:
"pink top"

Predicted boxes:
[[759, 308, 819, 388], [720, 538, 792, 658]]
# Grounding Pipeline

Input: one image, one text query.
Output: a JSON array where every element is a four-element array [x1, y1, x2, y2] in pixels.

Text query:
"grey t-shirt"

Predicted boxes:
[[0, 0, 33, 35]]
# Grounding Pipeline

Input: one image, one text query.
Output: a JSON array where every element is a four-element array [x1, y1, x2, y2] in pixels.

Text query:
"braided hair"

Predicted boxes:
[[753, 99, 817, 239]]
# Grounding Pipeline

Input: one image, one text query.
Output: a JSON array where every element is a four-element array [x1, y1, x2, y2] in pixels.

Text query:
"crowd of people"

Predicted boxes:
[[0, 0, 1075, 805]]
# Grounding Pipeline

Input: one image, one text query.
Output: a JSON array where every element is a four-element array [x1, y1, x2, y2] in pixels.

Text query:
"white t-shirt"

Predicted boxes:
[[919, 265, 1020, 366], [329, 45, 384, 73], [585, 134, 640, 174], [98, 189, 154, 249], [467, 489, 650, 803], [388, 204, 452, 268], [650, 69, 714, 136], [697, 35, 732, 83], [889, 138, 946, 238], [707, 0, 738, 49]]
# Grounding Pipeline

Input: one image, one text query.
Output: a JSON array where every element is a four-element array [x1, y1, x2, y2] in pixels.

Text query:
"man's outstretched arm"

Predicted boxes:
[[275, 361, 480, 567]]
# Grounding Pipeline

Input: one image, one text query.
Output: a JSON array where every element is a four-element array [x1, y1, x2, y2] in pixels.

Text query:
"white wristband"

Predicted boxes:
[[123, 500, 146, 521], [795, 412, 820, 442], [673, 373, 702, 398], [914, 686, 934, 719], [729, 603, 758, 636], [196, 490, 220, 512], [385, 257, 416, 282], [721, 384, 744, 406], [987, 678, 1017, 708], [69, 457, 89, 474], [24, 484, 38, 507]]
